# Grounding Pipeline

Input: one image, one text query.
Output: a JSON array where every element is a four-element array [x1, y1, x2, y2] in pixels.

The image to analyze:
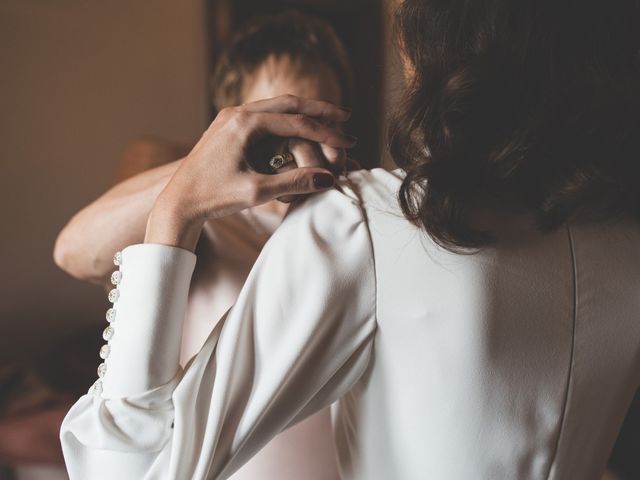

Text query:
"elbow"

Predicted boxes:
[[53, 228, 79, 276], [53, 227, 101, 284]]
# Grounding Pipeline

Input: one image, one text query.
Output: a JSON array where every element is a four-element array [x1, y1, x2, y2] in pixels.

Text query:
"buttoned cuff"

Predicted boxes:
[[93, 244, 196, 399]]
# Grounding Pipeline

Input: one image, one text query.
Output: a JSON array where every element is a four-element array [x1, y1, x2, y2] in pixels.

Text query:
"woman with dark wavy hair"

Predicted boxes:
[[61, 1, 640, 479]]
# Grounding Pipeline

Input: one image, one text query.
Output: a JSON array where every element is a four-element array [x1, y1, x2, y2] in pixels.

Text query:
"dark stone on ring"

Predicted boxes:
[[269, 152, 295, 171]]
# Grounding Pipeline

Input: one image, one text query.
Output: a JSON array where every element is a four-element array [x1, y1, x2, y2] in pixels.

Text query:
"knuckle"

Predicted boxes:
[[294, 114, 314, 130], [282, 94, 299, 110], [216, 106, 246, 128], [292, 170, 312, 191], [231, 110, 252, 131], [235, 109, 250, 124], [217, 106, 234, 121]]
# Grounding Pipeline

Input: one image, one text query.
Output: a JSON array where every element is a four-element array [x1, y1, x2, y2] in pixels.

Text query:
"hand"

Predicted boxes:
[[271, 137, 347, 204], [145, 95, 356, 251]]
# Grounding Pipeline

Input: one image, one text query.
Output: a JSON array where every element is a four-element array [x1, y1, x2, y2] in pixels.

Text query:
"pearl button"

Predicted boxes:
[[97, 362, 107, 378], [102, 326, 114, 341], [99, 344, 111, 359], [106, 308, 116, 323], [108, 288, 119, 303], [113, 251, 122, 266], [110, 270, 122, 285]]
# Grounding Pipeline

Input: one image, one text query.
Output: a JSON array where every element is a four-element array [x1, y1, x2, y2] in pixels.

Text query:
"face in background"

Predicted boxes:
[[238, 54, 344, 215], [242, 54, 343, 106]]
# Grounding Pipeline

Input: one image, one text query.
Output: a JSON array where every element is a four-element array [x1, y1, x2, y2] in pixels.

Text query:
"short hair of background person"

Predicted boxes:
[[210, 10, 355, 111], [390, 0, 640, 252]]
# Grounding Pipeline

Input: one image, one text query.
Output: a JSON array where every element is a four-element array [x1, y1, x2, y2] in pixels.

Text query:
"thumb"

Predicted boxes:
[[258, 167, 335, 201]]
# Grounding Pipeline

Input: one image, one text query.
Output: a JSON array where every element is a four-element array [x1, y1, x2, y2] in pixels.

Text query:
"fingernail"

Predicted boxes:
[[339, 106, 352, 114], [313, 173, 335, 189], [345, 134, 358, 145]]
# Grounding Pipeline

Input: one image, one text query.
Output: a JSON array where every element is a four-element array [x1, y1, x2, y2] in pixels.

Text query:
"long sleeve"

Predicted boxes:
[[60, 182, 377, 480]]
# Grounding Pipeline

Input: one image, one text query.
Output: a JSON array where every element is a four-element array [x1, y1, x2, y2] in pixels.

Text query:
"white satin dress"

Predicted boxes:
[[182, 207, 340, 480], [60, 168, 640, 479]]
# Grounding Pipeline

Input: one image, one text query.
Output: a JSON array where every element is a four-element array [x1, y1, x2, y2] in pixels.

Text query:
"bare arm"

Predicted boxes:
[[53, 140, 186, 286]]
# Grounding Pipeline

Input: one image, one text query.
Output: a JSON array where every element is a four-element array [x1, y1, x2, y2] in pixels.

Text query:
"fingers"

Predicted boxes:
[[254, 168, 335, 202], [239, 94, 352, 123], [282, 139, 346, 174], [274, 140, 336, 204], [242, 95, 350, 172], [287, 139, 325, 169], [318, 144, 347, 173], [247, 112, 357, 149]]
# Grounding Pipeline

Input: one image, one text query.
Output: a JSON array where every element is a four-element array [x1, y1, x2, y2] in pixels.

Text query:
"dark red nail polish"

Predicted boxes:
[[313, 173, 335, 189], [339, 106, 352, 114]]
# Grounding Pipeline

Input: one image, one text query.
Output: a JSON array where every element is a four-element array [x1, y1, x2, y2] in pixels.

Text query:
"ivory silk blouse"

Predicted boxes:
[[182, 206, 340, 480], [60, 168, 640, 479]]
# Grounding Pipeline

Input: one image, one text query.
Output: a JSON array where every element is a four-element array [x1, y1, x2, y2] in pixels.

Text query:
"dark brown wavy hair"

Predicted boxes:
[[390, 0, 640, 251]]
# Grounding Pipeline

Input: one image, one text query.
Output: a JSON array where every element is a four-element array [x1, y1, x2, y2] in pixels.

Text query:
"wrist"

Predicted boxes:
[[145, 196, 204, 252]]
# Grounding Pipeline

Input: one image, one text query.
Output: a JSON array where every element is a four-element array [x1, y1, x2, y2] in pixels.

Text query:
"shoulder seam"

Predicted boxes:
[[544, 222, 578, 479]]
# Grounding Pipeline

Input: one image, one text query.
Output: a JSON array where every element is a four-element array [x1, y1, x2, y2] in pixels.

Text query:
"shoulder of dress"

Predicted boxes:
[[275, 168, 406, 248], [336, 168, 405, 215]]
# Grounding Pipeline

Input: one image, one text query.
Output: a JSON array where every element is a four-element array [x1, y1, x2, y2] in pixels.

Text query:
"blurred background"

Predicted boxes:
[[0, 1, 636, 479]]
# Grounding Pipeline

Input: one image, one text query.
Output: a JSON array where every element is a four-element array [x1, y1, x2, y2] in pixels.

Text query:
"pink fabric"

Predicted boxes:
[[181, 206, 341, 480]]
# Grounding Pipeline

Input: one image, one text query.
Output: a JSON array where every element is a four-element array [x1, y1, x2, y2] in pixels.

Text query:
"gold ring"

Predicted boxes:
[[269, 152, 295, 171]]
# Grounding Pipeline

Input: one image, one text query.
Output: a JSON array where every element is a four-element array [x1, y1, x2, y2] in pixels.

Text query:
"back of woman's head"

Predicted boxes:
[[390, 0, 640, 251]]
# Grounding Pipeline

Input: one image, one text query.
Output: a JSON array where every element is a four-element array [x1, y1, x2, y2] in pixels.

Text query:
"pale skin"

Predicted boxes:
[[146, 94, 354, 250], [53, 55, 347, 284]]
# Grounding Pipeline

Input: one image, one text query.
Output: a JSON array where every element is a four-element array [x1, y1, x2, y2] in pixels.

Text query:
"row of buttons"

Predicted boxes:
[[88, 251, 123, 396]]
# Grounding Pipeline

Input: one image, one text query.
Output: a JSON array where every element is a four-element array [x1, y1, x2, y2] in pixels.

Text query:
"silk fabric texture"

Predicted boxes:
[[61, 169, 640, 479]]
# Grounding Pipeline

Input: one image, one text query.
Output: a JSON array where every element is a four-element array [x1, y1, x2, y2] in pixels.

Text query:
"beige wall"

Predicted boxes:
[[0, 0, 208, 362]]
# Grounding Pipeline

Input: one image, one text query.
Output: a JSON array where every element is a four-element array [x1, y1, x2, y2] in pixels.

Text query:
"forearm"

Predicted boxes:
[[54, 160, 182, 285]]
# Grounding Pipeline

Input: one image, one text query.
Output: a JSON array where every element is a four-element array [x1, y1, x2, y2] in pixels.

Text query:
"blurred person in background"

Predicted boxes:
[[2, 11, 355, 480]]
